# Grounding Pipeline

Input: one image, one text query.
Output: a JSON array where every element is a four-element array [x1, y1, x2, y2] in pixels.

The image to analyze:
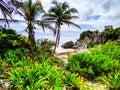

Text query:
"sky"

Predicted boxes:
[[3, 0, 120, 31], [1, 0, 120, 45], [40, 0, 120, 31]]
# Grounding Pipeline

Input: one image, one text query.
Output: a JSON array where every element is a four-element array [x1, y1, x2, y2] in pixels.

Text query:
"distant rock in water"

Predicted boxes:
[[61, 41, 74, 49]]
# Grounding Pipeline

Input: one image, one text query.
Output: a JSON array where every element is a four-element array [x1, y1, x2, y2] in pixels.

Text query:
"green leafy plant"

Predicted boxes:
[[102, 70, 120, 90], [90, 41, 120, 60], [4, 49, 29, 67], [67, 53, 120, 80], [0, 26, 31, 58]]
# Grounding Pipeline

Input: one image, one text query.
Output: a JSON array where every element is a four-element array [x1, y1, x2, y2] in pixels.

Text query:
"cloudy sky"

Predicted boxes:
[[1, 0, 120, 44], [2, 0, 120, 31], [40, 0, 120, 31]]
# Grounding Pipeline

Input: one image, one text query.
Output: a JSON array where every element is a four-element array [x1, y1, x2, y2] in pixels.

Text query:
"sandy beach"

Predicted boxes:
[[56, 47, 90, 64], [56, 47, 89, 54]]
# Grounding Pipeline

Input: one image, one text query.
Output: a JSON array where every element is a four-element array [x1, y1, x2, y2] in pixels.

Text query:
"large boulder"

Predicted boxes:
[[72, 45, 80, 49], [61, 41, 74, 49]]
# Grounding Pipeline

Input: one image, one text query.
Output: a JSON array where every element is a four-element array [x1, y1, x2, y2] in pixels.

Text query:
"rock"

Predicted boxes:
[[74, 40, 88, 49], [61, 41, 74, 49], [72, 45, 80, 49]]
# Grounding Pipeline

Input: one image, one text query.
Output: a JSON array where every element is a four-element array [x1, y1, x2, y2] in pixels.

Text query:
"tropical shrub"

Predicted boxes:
[[90, 41, 120, 60], [62, 72, 84, 89], [0, 57, 3, 72], [8, 59, 85, 90], [35, 39, 55, 58], [102, 70, 120, 90], [0, 26, 31, 58], [106, 27, 120, 41], [67, 53, 120, 80], [4, 49, 27, 66]]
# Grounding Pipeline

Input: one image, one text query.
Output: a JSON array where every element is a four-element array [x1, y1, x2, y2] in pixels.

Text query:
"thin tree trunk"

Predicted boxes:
[[53, 23, 60, 53]]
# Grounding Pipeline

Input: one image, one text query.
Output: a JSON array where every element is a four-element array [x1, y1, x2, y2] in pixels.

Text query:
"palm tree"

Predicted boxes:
[[12, 0, 55, 45], [43, 0, 81, 52], [0, 0, 13, 26]]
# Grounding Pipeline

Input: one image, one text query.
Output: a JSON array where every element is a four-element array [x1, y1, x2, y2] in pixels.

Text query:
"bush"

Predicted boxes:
[[102, 70, 120, 90], [90, 41, 120, 60], [0, 26, 31, 58], [8, 59, 85, 90], [67, 53, 120, 80]]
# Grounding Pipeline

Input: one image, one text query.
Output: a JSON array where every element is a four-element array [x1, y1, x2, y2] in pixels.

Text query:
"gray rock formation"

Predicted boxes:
[[61, 41, 74, 49]]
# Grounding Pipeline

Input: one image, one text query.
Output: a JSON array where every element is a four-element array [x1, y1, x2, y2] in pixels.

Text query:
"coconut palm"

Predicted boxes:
[[43, 0, 81, 52], [0, 0, 13, 26], [11, 0, 55, 45]]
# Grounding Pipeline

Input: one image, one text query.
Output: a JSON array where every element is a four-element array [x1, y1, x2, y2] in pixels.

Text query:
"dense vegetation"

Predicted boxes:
[[0, 0, 120, 90], [0, 27, 91, 90], [77, 27, 120, 47], [67, 41, 120, 90], [0, 26, 120, 90]]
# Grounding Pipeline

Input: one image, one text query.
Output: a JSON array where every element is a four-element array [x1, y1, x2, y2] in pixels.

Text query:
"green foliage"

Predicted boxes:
[[79, 30, 94, 40], [0, 26, 31, 58], [4, 49, 31, 67], [78, 27, 120, 47], [107, 27, 120, 40], [102, 70, 120, 90], [67, 41, 120, 80], [43, 0, 80, 52], [0, 47, 86, 89], [36, 39, 55, 57], [8, 58, 84, 90], [67, 53, 120, 80], [90, 41, 120, 60], [62, 72, 84, 89], [0, 57, 3, 71]]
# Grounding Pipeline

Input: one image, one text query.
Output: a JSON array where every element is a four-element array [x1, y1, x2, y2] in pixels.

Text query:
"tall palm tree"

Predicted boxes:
[[43, 0, 81, 52], [12, 0, 55, 45]]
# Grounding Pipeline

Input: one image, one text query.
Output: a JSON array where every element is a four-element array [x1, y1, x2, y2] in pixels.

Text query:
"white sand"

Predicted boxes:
[[56, 47, 89, 54]]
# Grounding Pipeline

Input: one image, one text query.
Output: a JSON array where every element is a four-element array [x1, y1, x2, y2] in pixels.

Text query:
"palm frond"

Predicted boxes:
[[0, 0, 14, 27], [62, 14, 79, 19], [64, 8, 79, 15], [52, 0, 59, 6], [11, 0, 23, 8], [34, 20, 56, 35], [48, 6, 57, 13], [43, 13, 57, 18], [0, 18, 25, 23], [62, 1, 69, 11], [63, 20, 81, 29], [14, 10, 27, 20]]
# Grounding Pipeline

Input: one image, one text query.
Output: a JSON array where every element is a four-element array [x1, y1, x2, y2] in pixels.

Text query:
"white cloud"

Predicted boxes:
[[40, 0, 120, 31]]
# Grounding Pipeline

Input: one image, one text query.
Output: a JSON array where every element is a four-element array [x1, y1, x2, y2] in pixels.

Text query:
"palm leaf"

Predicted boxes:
[[0, 18, 25, 23], [63, 20, 81, 29], [34, 20, 56, 35], [62, 1, 69, 11], [64, 8, 79, 15], [62, 14, 79, 19], [52, 0, 59, 6], [0, 0, 13, 26]]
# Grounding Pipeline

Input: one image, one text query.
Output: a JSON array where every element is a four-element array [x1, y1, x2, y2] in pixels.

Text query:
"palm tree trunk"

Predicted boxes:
[[53, 23, 61, 53], [28, 21, 35, 45]]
